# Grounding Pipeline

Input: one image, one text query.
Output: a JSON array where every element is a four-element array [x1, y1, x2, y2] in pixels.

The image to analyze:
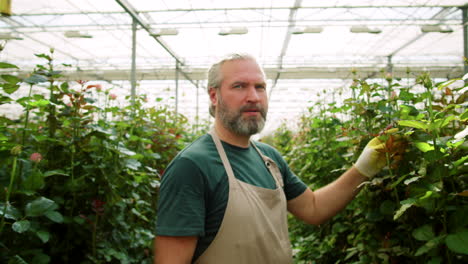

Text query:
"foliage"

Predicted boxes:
[[0, 51, 198, 263], [271, 73, 468, 263]]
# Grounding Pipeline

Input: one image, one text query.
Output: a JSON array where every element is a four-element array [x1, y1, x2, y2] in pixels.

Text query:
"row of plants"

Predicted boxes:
[[267, 72, 467, 263], [0, 50, 202, 263]]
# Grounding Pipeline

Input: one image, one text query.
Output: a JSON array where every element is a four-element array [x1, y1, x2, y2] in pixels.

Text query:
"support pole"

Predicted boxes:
[[462, 7, 468, 74], [387, 55, 393, 74], [175, 62, 179, 116], [196, 82, 199, 131], [130, 18, 137, 106]]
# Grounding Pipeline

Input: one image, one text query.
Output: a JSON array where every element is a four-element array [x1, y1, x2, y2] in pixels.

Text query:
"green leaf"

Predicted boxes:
[[404, 176, 421, 185], [1, 74, 21, 84], [24, 74, 48, 84], [461, 109, 468, 121], [9, 255, 28, 264], [28, 99, 50, 107], [0, 62, 19, 69], [35, 53, 51, 60], [117, 146, 136, 156], [0, 203, 22, 220], [454, 155, 468, 168], [436, 79, 458, 90], [23, 170, 45, 191], [43, 169, 69, 177], [414, 142, 434, 152], [446, 229, 468, 254], [32, 252, 51, 264], [412, 224, 435, 241], [125, 159, 141, 170], [420, 191, 433, 200], [415, 236, 445, 256], [150, 153, 162, 159], [399, 92, 416, 102], [36, 230, 50, 243], [394, 199, 416, 220], [398, 120, 428, 130], [1, 83, 20, 94], [25, 197, 57, 217], [44, 210, 64, 223], [131, 208, 149, 222], [430, 116, 456, 130], [12, 220, 30, 233], [0, 95, 13, 103]]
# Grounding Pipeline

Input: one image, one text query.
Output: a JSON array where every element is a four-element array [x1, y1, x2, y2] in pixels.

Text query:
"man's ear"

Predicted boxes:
[[208, 87, 218, 106]]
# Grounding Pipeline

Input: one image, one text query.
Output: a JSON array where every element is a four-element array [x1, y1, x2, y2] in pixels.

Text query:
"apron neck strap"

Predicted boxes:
[[209, 127, 283, 188]]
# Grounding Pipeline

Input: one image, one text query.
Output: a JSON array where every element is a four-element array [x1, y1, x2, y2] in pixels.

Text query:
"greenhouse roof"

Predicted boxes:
[[0, 0, 466, 134]]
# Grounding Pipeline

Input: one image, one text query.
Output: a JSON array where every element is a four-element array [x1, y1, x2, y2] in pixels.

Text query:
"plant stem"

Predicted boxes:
[[385, 151, 400, 204], [0, 156, 18, 235], [21, 84, 34, 146], [92, 214, 99, 257]]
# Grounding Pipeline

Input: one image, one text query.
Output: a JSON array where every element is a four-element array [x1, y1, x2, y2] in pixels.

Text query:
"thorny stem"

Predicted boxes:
[[21, 84, 34, 146], [385, 151, 400, 204]]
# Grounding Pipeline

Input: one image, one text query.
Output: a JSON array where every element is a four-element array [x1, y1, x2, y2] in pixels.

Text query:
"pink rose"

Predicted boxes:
[[30, 153, 43, 163]]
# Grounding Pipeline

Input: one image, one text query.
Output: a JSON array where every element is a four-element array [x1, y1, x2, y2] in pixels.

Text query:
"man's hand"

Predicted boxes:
[[354, 128, 406, 178]]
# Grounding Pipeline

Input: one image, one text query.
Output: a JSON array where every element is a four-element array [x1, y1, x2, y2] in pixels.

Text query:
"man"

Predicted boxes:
[[154, 53, 391, 264]]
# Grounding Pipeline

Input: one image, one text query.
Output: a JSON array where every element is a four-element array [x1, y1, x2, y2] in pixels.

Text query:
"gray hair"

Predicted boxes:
[[207, 53, 263, 117]]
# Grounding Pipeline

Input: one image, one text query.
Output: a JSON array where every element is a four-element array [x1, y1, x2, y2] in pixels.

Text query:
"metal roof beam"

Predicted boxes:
[[388, 7, 457, 57], [15, 5, 468, 16], [270, 0, 302, 98], [12, 66, 460, 81], [114, 0, 198, 88]]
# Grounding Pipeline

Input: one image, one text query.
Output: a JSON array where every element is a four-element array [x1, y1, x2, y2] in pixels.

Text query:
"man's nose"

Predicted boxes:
[[246, 86, 260, 102]]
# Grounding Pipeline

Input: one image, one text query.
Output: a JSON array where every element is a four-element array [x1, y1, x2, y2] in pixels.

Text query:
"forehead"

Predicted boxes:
[[220, 59, 266, 84]]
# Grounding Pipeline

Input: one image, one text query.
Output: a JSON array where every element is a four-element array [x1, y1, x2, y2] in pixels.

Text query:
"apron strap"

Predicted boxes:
[[209, 128, 237, 183], [209, 127, 284, 189], [250, 141, 284, 188]]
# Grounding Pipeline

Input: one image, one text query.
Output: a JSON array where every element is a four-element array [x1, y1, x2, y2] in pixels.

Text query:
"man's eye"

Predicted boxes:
[[233, 84, 243, 88], [256, 85, 266, 90]]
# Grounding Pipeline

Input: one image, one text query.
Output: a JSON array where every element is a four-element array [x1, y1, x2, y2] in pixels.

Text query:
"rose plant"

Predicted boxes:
[[0, 51, 201, 263], [270, 72, 467, 263]]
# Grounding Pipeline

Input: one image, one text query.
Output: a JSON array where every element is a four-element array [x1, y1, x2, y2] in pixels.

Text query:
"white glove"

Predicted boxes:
[[354, 137, 387, 178], [354, 128, 406, 178]]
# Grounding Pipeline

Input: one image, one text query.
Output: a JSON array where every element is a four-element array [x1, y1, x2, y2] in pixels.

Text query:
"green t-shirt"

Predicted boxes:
[[156, 134, 307, 262]]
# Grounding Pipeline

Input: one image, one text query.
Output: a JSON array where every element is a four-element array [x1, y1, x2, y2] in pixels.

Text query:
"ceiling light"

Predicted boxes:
[[0, 33, 23, 40], [64, 30, 93, 38], [420, 25, 453, 33], [350, 26, 381, 34], [292, 26, 323, 34], [219, 27, 248, 36], [150, 28, 179, 36]]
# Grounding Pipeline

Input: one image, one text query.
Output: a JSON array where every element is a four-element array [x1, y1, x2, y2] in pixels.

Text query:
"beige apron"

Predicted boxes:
[[195, 129, 293, 264]]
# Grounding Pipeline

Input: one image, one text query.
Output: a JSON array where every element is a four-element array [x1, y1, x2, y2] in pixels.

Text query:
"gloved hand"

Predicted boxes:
[[354, 128, 405, 178]]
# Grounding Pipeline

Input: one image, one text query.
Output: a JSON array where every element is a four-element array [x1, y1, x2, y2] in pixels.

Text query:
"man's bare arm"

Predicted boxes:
[[154, 236, 198, 264], [287, 166, 366, 225]]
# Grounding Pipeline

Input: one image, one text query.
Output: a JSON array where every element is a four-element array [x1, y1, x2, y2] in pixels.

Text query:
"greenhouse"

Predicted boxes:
[[0, 0, 467, 263]]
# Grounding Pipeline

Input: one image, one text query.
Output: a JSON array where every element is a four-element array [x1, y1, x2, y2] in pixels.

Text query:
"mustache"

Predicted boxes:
[[239, 104, 267, 118]]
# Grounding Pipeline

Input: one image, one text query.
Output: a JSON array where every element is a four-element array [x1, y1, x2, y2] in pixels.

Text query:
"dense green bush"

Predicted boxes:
[[0, 51, 199, 263], [270, 73, 467, 263]]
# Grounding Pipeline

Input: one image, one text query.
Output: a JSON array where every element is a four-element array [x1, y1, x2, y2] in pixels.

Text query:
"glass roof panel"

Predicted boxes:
[[1, 0, 466, 134]]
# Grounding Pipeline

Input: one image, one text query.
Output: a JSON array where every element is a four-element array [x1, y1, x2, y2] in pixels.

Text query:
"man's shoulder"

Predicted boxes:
[[176, 133, 216, 162]]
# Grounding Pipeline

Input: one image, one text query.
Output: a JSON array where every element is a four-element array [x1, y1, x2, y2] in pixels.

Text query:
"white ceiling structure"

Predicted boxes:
[[0, 0, 466, 135]]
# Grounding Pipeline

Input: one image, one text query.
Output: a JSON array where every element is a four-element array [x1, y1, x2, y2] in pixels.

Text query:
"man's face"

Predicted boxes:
[[213, 59, 268, 136]]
